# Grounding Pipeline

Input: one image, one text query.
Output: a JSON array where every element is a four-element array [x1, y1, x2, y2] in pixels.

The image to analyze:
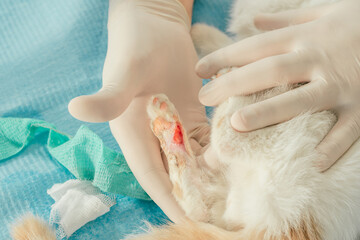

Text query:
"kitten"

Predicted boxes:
[[137, 86, 360, 239], [129, 0, 360, 239]]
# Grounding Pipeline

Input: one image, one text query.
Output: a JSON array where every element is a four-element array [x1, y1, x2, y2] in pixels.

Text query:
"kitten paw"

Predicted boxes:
[[147, 94, 193, 165]]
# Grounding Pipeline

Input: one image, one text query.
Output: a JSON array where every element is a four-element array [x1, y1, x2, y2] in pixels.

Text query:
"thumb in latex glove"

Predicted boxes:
[[196, 0, 360, 172], [68, 0, 209, 222]]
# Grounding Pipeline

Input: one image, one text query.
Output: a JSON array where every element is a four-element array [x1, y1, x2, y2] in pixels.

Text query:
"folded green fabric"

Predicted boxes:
[[0, 117, 150, 200]]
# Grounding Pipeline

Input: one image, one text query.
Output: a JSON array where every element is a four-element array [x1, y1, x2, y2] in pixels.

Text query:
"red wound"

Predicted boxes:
[[173, 123, 183, 144]]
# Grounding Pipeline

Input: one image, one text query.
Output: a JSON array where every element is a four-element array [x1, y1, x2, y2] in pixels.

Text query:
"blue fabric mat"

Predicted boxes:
[[0, 0, 232, 239]]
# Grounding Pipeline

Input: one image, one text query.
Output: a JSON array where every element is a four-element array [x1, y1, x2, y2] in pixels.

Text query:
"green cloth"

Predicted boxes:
[[0, 117, 150, 200]]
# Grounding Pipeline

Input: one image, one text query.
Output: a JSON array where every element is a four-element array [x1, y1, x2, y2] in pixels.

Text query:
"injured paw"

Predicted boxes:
[[147, 94, 194, 166]]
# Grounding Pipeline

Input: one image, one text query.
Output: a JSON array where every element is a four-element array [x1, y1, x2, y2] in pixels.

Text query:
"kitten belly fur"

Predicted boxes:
[[211, 86, 360, 239], [228, 0, 339, 40]]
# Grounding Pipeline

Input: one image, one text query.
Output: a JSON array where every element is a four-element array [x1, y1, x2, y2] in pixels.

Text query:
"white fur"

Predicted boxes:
[[189, 0, 360, 239], [228, 0, 338, 40], [210, 87, 360, 239]]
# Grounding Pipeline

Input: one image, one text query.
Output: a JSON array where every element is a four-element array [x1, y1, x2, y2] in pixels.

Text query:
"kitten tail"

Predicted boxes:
[[126, 221, 240, 240], [11, 214, 56, 240]]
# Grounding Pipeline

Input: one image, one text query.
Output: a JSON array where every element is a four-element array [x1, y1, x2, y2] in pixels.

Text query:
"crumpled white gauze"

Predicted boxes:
[[47, 179, 116, 239]]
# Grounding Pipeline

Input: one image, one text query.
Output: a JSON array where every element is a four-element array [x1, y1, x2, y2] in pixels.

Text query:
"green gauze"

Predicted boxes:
[[0, 117, 150, 200]]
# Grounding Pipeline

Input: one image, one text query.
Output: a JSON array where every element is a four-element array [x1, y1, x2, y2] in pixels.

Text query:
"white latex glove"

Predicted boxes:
[[196, 0, 360, 172], [68, 0, 209, 222]]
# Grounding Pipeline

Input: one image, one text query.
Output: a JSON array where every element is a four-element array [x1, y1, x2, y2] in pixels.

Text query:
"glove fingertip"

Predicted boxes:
[[68, 90, 132, 123], [195, 59, 211, 78], [253, 13, 272, 29], [198, 87, 218, 107], [315, 155, 331, 172], [68, 95, 93, 121], [314, 147, 337, 173], [230, 111, 250, 132]]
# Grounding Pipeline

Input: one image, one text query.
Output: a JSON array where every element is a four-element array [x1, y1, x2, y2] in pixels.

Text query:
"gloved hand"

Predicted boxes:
[[68, 0, 209, 222], [196, 0, 360, 172]]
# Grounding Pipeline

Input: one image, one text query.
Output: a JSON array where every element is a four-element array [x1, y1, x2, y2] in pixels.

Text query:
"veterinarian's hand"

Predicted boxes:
[[196, 0, 360, 172], [68, 0, 209, 222]]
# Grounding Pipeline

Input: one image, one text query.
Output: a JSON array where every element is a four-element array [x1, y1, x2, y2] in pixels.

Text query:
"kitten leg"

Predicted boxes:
[[191, 23, 233, 58], [147, 94, 209, 222]]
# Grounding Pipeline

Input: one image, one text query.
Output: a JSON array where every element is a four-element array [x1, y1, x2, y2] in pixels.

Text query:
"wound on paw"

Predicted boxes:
[[173, 123, 183, 145]]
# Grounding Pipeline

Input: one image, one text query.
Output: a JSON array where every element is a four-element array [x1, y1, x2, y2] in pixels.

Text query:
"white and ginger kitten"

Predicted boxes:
[[130, 0, 360, 239], [12, 0, 360, 239]]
